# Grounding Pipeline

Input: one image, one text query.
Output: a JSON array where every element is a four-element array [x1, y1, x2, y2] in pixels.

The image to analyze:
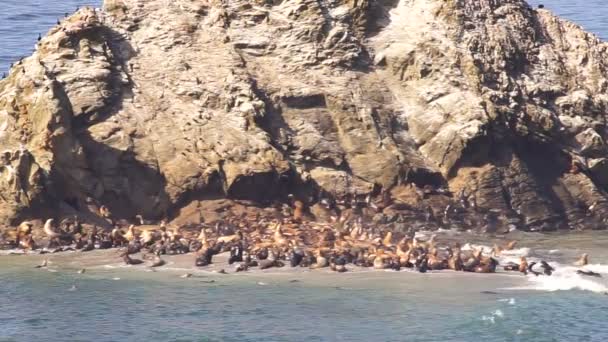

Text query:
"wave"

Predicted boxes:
[[509, 263, 608, 294]]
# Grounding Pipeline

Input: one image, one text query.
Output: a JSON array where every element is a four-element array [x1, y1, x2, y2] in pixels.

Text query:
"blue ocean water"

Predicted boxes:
[[1, 255, 607, 342], [0, 0, 101, 74]]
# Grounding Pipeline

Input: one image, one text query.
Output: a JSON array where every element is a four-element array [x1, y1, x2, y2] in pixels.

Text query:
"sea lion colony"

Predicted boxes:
[[0, 202, 596, 278]]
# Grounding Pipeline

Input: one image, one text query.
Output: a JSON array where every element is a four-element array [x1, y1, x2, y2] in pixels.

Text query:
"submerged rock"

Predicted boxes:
[[0, 0, 607, 231]]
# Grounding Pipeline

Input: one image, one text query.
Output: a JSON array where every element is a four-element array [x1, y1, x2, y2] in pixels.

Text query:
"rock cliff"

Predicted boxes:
[[0, 0, 607, 231]]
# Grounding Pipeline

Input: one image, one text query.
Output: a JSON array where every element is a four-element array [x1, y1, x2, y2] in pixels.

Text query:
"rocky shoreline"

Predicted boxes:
[[2, 209, 599, 284], [1, 0, 608, 234]]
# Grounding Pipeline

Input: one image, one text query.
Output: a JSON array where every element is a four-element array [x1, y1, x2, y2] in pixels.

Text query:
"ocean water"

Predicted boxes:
[[2, 231, 608, 342], [1, 1, 608, 341], [0, 0, 101, 74]]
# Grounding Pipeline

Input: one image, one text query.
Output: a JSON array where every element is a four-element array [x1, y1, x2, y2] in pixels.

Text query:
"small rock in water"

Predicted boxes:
[[201, 280, 215, 284], [180, 273, 193, 278], [77, 269, 86, 274]]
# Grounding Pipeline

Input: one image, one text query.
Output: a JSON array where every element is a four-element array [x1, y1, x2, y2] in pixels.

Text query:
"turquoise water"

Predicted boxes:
[[1, 256, 608, 342]]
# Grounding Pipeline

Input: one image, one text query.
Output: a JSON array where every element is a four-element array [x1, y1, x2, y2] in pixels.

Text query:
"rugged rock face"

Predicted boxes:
[[0, 0, 607, 231]]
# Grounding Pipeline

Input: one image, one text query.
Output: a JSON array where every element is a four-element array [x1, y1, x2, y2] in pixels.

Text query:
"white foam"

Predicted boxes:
[[481, 315, 495, 324], [497, 298, 516, 305], [510, 263, 608, 294], [582, 263, 608, 274]]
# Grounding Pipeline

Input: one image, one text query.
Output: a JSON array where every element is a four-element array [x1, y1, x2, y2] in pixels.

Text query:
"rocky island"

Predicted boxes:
[[1, 0, 607, 239]]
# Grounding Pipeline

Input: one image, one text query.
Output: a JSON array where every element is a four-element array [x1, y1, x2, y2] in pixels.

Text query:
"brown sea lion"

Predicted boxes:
[[518, 257, 528, 275], [293, 200, 305, 222], [574, 253, 589, 266]]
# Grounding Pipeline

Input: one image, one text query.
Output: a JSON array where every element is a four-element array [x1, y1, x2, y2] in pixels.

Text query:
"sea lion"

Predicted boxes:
[[576, 270, 602, 278], [475, 258, 498, 273], [18, 221, 33, 236], [43, 219, 71, 247], [293, 200, 305, 222], [310, 250, 328, 269], [258, 259, 277, 270], [289, 249, 304, 267], [111, 228, 128, 247], [273, 223, 289, 247], [448, 249, 463, 271], [256, 248, 269, 260], [195, 241, 223, 267], [518, 257, 528, 275], [235, 263, 249, 272], [150, 252, 165, 267], [527, 262, 542, 276], [122, 253, 143, 265], [19, 235, 37, 250], [503, 262, 520, 271], [463, 250, 482, 272], [428, 248, 446, 270], [258, 250, 280, 270], [99, 205, 112, 221], [574, 253, 589, 266], [35, 259, 48, 268], [124, 225, 137, 243], [228, 243, 243, 264], [540, 261, 554, 276], [416, 254, 429, 273]]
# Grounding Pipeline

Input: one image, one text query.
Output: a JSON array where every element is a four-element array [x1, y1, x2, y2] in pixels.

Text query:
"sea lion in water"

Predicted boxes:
[[35, 259, 48, 268], [577, 270, 602, 278], [540, 261, 554, 276], [574, 253, 589, 266], [527, 262, 542, 276]]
